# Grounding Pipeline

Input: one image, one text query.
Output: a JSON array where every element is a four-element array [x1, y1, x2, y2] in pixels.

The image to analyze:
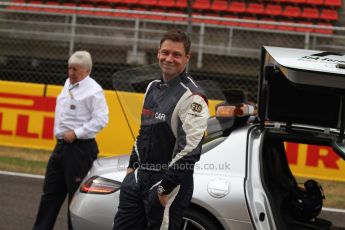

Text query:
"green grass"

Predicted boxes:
[[0, 146, 50, 175], [0, 155, 48, 175], [318, 180, 345, 209]]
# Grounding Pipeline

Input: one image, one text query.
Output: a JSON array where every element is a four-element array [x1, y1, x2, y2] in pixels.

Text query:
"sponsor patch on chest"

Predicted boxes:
[[155, 112, 166, 121], [142, 108, 166, 121]]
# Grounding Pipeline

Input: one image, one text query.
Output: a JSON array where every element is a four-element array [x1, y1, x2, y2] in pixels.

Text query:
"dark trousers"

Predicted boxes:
[[33, 139, 98, 230], [113, 170, 193, 230]]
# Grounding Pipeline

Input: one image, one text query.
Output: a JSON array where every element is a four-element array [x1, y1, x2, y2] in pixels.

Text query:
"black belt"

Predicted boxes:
[[56, 138, 95, 144]]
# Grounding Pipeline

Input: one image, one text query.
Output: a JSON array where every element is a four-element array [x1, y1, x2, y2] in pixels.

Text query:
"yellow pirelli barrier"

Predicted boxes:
[[0, 80, 136, 156], [0, 81, 55, 149], [0, 80, 344, 182], [0, 80, 217, 156], [286, 142, 345, 182]]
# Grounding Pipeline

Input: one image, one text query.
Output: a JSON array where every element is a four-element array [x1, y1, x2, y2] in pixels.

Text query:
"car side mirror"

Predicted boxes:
[[332, 139, 345, 161]]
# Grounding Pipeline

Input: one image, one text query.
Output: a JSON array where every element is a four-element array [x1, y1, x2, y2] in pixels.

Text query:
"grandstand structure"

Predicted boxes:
[[0, 0, 344, 100]]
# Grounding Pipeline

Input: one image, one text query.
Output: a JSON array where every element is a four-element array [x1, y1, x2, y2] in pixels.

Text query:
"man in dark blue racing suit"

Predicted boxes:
[[113, 30, 210, 230]]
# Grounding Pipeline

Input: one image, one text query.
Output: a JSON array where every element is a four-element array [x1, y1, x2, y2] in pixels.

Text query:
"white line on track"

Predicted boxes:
[[0, 170, 44, 179], [323, 207, 345, 214]]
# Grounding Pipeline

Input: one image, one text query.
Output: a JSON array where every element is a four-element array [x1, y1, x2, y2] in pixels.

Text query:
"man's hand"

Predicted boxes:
[[157, 193, 169, 207], [126, 168, 134, 175], [63, 130, 77, 143]]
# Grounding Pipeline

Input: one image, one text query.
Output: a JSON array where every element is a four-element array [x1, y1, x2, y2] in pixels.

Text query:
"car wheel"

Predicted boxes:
[[181, 208, 221, 230]]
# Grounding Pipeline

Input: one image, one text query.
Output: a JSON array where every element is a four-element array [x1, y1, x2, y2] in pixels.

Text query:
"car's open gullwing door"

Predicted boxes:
[[259, 46, 345, 159]]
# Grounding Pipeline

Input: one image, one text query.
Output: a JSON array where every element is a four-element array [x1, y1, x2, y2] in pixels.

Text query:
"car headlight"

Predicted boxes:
[[80, 176, 121, 194]]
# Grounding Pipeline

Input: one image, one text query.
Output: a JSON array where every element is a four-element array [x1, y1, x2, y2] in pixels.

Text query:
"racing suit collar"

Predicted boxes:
[[161, 70, 188, 88]]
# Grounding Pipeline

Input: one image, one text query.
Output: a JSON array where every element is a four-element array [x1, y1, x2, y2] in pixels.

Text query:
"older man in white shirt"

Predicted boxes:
[[33, 51, 109, 230]]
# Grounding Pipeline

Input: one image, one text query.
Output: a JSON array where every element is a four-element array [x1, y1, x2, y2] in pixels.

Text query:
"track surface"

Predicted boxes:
[[0, 172, 344, 230]]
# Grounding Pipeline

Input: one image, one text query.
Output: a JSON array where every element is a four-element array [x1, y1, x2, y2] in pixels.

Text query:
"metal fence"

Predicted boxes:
[[0, 1, 345, 101]]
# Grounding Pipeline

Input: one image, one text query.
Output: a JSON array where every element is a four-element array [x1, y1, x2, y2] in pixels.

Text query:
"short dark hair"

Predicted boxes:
[[160, 30, 191, 54]]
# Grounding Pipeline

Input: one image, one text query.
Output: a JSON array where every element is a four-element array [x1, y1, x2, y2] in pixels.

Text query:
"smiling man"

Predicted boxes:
[[113, 30, 210, 230]]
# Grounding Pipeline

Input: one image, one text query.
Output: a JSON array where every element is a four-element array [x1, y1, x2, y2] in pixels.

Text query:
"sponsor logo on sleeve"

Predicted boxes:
[[191, 102, 202, 113]]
